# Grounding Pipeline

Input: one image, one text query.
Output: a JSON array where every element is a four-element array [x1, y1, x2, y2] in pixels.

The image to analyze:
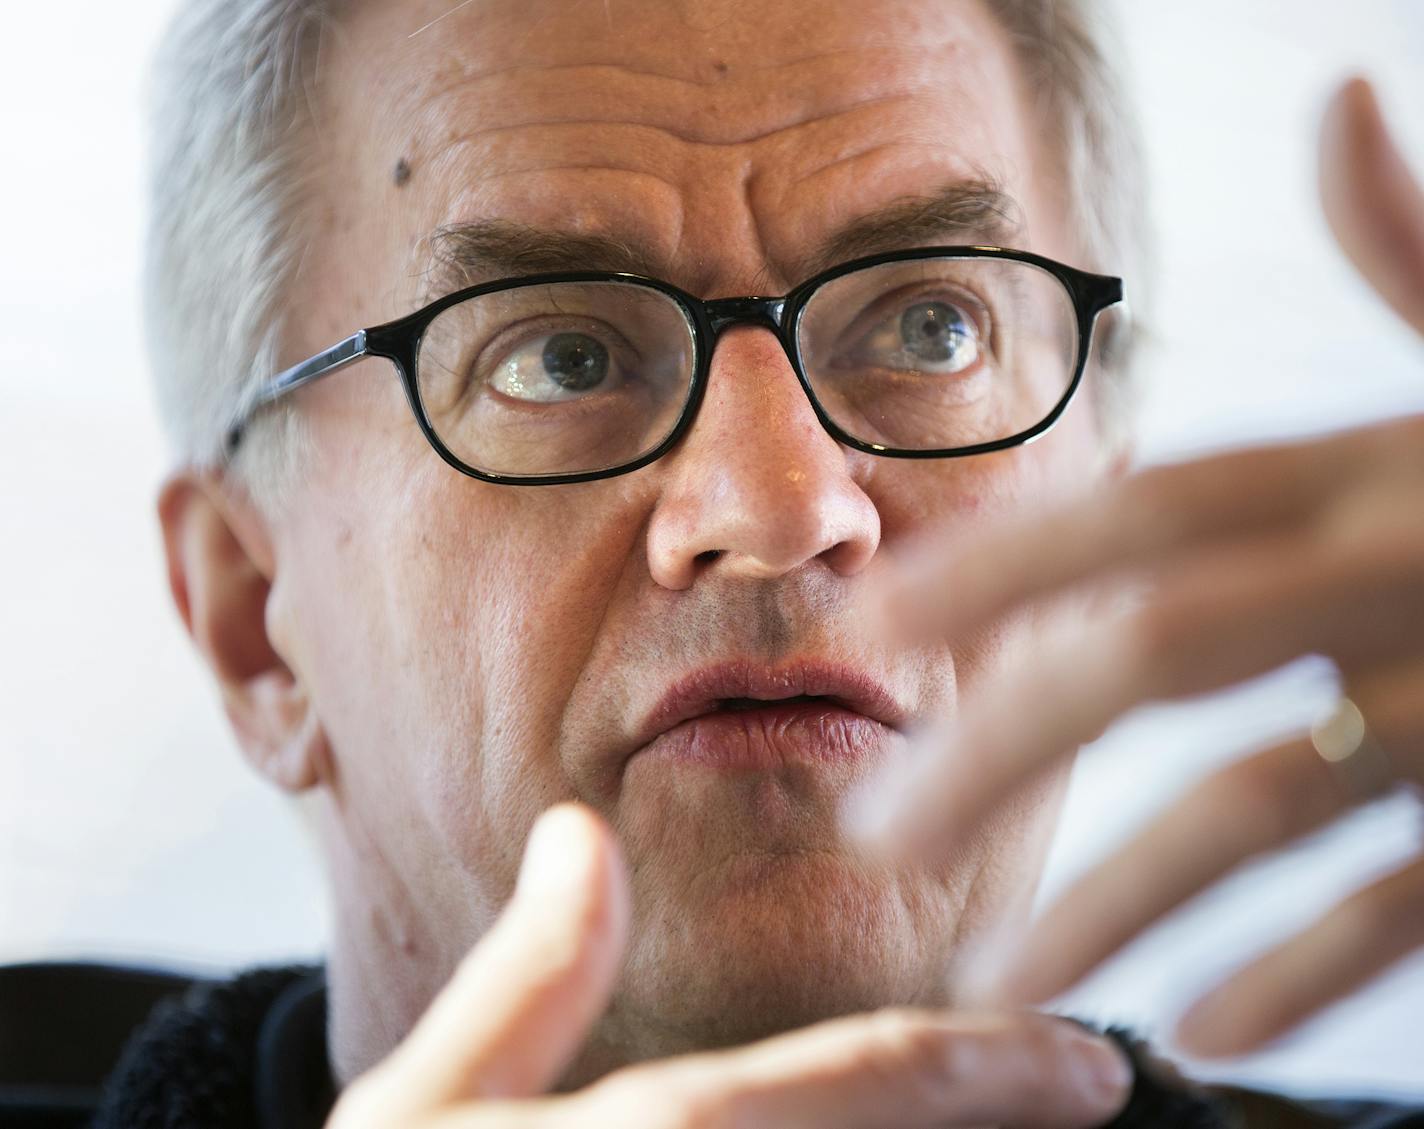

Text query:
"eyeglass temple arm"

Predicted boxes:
[[1087, 277, 1132, 371], [224, 330, 370, 452], [1083, 272, 1123, 313]]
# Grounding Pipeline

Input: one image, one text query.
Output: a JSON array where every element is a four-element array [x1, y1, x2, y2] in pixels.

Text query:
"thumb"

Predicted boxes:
[[370, 803, 629, 1112], [1319, 76, 1424, 337]]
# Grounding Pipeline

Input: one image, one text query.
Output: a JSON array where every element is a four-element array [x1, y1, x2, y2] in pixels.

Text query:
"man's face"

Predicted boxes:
[[272, 0, 1106, 1063]]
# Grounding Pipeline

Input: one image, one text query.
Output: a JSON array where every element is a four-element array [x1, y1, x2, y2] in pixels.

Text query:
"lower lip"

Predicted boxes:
[[634, 700, 899, 770]]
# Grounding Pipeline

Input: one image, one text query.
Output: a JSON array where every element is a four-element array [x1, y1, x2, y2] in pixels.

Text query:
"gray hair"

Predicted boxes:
[[145, 0, 1149, 504], [985, 0, 1152, 431], [146, 0, 330, 503]]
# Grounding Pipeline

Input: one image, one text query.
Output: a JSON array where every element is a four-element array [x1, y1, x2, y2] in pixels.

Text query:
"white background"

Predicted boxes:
[[2, 0, 1422, 1101]]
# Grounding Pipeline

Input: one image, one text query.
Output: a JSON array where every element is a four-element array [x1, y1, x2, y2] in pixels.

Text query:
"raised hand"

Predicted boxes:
[[846, 77, 1424, 1059]]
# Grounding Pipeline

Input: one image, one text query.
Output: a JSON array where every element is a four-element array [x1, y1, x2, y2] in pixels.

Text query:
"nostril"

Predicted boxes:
[[695, 550, 722, 565]]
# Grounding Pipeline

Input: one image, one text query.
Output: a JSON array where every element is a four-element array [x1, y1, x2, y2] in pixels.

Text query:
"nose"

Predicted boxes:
[[646, 326, 881, 589]]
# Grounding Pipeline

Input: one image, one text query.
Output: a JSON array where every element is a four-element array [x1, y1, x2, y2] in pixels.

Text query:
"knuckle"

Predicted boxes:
[[669, 1083, 734, 1129], [1342, 872, 1424, 942], [587, 1064, 725, 1129], [1356, 671, 1424, 748], [865, 1013, 1087, 1119], [1122, 599, 1196, 692], [1365, 415, 1424, 476], [1121, 455, 1248, 541], [853, 1009, 966, 1109], [1012, 1015, 1069, 1064], [1340, 890, 1395, 943], [1314, 485, 1424, 579], [1116, 467, 1186, 545], [1205, 756, 1323, 848], [996, 1016, 1069, 1086], [987, 1017, 1116, 1114], [664, 1074, 730, 1129], [1210, 765, 1293, 844], [1126, 598, 1178, 659], [1118, 462, 1170, 512]]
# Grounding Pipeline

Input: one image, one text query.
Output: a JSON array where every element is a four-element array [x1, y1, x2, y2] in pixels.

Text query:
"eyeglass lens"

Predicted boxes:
[[797, 257, 1078, 452], [414, 258, 1080, 478], [416, 280, 697, 477]]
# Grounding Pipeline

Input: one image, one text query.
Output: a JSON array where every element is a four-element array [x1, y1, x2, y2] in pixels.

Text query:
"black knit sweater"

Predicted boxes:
[[4, 962, 1413, 1129], [89, 965, 334, 1129]]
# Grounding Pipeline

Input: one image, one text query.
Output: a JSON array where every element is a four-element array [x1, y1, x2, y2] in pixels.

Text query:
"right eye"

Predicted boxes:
[[487, 331, 623, 402]]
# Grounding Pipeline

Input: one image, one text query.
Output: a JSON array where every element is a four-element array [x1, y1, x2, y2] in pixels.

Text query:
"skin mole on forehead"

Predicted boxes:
[[394, 157, 413, 187]]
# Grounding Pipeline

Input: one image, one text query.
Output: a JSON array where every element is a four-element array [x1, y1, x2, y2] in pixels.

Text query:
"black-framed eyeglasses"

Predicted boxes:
[[229, 246, 1124, 486]]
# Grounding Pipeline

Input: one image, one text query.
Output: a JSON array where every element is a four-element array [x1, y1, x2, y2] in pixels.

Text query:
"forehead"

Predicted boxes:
[[318, 0, 1056, 299]]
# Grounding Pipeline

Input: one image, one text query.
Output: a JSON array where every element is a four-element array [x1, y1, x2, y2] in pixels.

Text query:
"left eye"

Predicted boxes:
[[857, 299, 982, 375], [489, 331, 620, 402]]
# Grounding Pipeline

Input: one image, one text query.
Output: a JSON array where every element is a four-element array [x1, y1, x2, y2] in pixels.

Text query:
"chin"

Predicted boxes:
[[608, 836, 964, 1054], [596, 754, 1041, 1056]]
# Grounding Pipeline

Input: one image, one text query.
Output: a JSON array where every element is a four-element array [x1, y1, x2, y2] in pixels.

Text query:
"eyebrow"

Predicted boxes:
[[422, 179, 1022, 300], [790, 179, 1022, 281], [423, 223, 674, 302]]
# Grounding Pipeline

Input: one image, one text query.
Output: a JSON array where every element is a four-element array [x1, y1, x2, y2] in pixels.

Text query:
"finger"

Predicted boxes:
[[584, 1009, 1131, 1129], [977, 656, 1424, 1007], [884, 423, 1407, 650], [1174, 852, 1424, 1058], [359, 804, 629, 1114], [858, 504, 1424, 842], [1321, 78, 1424, 336], [975, 737, 1345, 1008]]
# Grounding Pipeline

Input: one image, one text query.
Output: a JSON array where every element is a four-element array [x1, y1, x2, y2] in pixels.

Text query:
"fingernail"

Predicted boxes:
[[515, 805, 588, 900], [1070, 1033, 1133, 1109]]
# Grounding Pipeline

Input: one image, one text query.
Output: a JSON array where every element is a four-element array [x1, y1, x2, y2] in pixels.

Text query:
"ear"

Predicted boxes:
[[158, 471, 323, 793]]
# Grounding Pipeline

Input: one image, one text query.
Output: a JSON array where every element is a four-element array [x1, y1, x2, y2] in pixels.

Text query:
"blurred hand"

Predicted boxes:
[[846, 77, 1424, 1059], [326, 803, 1130, 1129]]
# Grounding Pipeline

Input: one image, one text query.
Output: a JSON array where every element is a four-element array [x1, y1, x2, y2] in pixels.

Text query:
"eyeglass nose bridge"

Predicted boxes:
[[701, 295, 800, 379], [704, 295, 789, 336]]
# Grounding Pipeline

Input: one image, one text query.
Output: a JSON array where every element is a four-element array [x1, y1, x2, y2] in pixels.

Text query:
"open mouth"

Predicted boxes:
[[716, 694, 829, 712], [629, 690, 900, 774], [623, 659, 910, 776]]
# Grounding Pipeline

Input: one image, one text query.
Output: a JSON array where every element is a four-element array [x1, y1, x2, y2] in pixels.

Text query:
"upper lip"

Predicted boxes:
[[630, 658, 910, 753]]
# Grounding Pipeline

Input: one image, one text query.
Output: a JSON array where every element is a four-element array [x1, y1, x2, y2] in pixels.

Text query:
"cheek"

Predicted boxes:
[[870, 399, 1106, 542], [295, 457, 649, 849]]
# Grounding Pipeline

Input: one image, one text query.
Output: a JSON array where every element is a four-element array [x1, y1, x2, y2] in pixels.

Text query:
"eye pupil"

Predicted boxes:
[[899, 301, 969, 363], [542, 332, 609, 390]]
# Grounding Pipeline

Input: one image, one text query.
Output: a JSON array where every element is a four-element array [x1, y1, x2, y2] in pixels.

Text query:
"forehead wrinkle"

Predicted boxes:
[[416, 98, 956, 279], [787, 143, 984, 198], [414, 93, 921, 161], [749, 130, 1026, 272], [392, 28, 979, 158], [449, 164, 688, 195], [412, 41, 969, 104], [370, 5, 1039, 300], [415, 48, 887, 94]]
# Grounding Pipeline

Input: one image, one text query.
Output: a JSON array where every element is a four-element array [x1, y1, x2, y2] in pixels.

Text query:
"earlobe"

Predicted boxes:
[[158, 472, 324, 794]]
